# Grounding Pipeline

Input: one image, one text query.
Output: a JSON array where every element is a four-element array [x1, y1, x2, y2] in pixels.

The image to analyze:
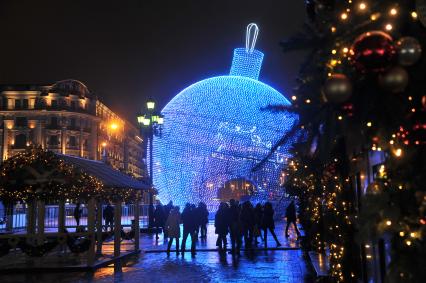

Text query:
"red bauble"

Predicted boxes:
[[351, 31, 396, 73]]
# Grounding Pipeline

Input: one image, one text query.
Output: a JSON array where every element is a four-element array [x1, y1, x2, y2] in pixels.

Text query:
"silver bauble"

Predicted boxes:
[[322, 74, 352, 104], [396, 37, 422, 66], [380, 67, 409, 93]]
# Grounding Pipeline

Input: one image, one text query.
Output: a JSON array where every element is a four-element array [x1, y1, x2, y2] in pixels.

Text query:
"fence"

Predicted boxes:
[[0, 204, 150, 233]]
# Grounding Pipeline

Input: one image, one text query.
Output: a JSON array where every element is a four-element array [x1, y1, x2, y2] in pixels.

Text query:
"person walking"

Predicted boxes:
[[73, 203, 82, 227], [228, 199, 242, 256], [103, 203, 114, 232], [215, 202, 229, 253], [165, 206, 181, 256], [254, 203, 264, 245], [163, 201, 173, 238], [194, 203, 202, 240], [240, 201, 255, 248], [153, 204, 166, 240], [262, 202, 281, 247], [198, 202, 209, 238], [285, 200, 301, 239], [181, 203, 197, 256]]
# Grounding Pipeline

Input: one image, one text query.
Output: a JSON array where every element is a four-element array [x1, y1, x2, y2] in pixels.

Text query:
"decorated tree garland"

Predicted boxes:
[[269, 1, 426, 282]]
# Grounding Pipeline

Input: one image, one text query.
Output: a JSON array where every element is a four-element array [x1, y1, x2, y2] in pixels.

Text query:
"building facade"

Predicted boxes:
[[0, 79, 145, 178]]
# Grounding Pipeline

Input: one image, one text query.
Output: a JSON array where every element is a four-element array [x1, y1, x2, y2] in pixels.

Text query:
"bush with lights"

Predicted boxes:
[[266, 1, 426, 281]]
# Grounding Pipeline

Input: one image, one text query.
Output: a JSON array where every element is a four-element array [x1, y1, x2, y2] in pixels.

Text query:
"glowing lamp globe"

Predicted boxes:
[[153, 24, 298, 209]]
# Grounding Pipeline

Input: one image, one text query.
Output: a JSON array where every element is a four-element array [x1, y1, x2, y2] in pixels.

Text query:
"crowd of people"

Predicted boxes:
[[158, 199, 300, 257], [214, 200, 282, 256], [154, 201, 209, 256], [72, 199, 300, 257]]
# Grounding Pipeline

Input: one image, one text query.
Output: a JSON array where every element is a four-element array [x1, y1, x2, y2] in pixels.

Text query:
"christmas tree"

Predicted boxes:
[[262, 1, 426, 282]]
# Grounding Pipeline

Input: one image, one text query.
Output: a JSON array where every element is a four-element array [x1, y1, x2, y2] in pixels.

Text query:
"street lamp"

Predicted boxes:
[[146, 100, 155, 110], [137, 100, 164, 229]]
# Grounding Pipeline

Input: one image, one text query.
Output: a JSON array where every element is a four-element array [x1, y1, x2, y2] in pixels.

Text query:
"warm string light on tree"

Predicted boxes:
[[277, 1, 426, 281]]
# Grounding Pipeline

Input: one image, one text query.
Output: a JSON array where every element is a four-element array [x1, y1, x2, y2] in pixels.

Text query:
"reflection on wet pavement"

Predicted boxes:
[[0, 222, 313, 283], [141, 221, 301, 252]]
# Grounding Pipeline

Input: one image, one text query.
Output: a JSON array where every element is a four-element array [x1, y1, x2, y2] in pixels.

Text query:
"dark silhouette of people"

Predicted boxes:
[[181, 203, 197, 256], [228, 199, 242, 256], [164, 201, 173, 217], [163, 201, 174, 238], [254, 203, 264, 245], [262, 202, 281, 247], [215, 202, 229, 253], [153, 204, 166, 240], [73, 203, 82, 227], [165, 206, 181, 256], [197, 202, 209, 239], [285, 200, 301, 239], [240, 201, 255, 248], [103, 203, 114, 232]]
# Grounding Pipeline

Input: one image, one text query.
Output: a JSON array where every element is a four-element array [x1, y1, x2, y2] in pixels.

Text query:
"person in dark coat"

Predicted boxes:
[[193, 203, 203, 240], [181, 203, 197, 256], [163, 201, 174, 238], [165, 206, 181, 256], [254, 203, 264, 244], [228, 199, 242, 256], [103, 203, 114, 232], [198, 202, 209, 238], [262, 202, 281, 247], [215, 202, 229, 253], [285, 200, 301, 239], [240, 201, 255, 248], [73, 203, 82, 227], [153, 204, 166, 240]]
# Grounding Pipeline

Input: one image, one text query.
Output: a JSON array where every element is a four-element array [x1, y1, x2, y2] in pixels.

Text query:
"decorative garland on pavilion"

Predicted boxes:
[[0, 147, 141, 202], [0, 147, 103, 202]]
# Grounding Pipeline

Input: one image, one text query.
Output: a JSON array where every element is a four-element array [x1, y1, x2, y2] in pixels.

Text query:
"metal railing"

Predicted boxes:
[[0, 204, 150, 233]]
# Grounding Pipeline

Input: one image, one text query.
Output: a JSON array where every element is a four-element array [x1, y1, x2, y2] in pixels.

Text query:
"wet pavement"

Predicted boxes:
[[0, 222, 314, 283], [140, 221, 301, 252]]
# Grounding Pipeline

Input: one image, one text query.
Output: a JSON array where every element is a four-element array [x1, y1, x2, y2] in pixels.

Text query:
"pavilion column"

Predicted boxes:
[[37, 200, 45, 245], [114, 200, 122, 258], [134, 197, 140, 252], [27, 200, 36, 234], [58, 200, 65, 233], [87, 198, 96, 266], [96, 201, 103, 255]]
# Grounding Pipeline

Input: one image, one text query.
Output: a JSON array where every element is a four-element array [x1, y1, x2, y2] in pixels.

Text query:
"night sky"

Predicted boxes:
[[0, 0, 306, 123]]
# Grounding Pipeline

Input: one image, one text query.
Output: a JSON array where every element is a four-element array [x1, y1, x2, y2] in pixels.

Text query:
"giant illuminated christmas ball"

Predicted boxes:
[[153, 24, 298, 209]]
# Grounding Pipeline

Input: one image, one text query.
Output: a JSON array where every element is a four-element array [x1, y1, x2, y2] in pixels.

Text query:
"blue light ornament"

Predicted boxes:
[[153, 23, 298, 210]]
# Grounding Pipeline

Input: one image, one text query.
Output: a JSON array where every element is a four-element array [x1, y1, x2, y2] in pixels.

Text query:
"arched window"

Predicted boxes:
[[14, 134, 27, 149]]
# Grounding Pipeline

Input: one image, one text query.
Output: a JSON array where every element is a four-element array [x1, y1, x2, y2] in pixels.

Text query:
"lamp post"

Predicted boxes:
[[137, 99, 164, 229]]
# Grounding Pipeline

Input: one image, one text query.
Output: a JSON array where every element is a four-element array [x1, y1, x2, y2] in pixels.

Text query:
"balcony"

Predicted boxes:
[[67, 125, 80, 131], [46, 144, 61, 150], [45, 124, 61, 130], [67, 145, 80, 151], [32, 104, 96, 115]]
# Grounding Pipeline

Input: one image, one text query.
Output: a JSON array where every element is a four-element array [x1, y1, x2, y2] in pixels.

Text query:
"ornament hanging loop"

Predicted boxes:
[[245, 23, 259, 54]]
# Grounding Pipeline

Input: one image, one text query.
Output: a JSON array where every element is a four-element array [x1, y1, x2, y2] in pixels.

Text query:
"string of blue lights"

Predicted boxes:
[[153, 24, 298, 210]]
